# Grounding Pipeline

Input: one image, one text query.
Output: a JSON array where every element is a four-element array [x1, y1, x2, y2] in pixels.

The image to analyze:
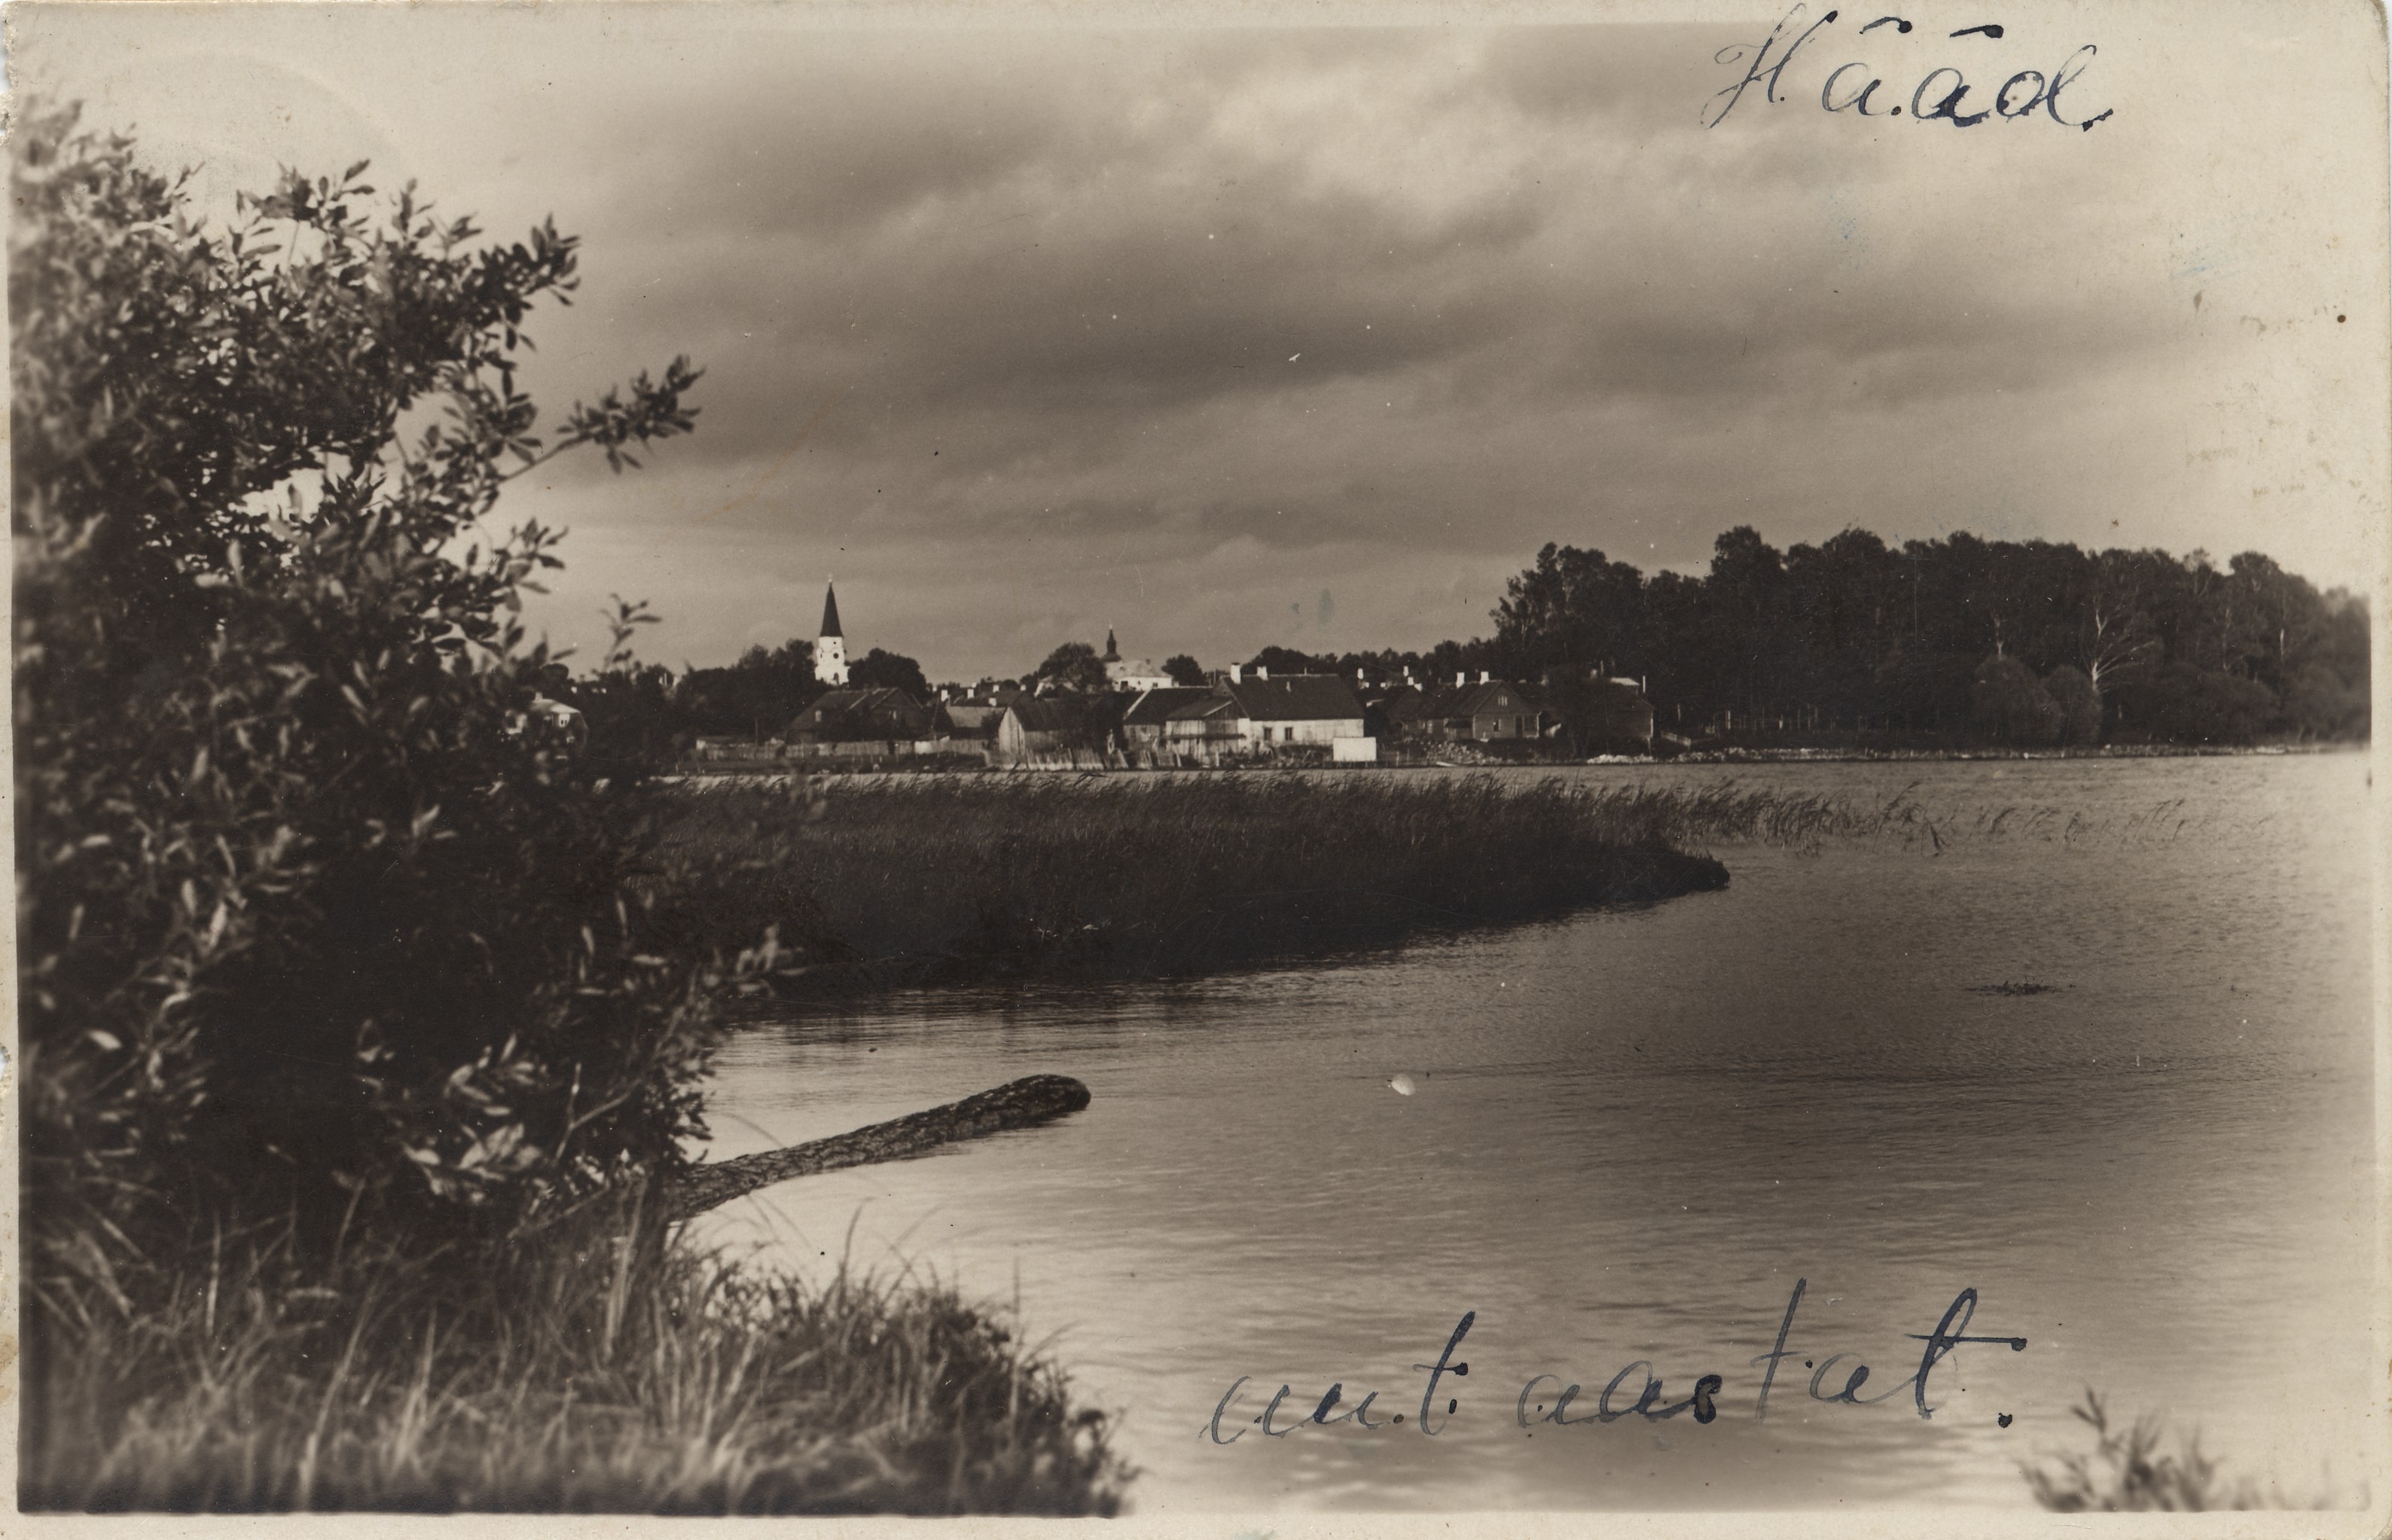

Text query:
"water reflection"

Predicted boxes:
[[693, 755, 2375, 1511]]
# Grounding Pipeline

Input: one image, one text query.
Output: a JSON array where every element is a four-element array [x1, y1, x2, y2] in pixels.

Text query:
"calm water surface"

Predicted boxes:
[[693, 755, 2378, 1512]]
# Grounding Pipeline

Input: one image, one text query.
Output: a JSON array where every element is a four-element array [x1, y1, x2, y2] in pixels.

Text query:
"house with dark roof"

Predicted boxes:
[[934, 702, 1005, 742], [782, 686, 932, 747], [1219, 669, 1366, 748], [1535, 672, 1656, 753], [994, 694, 1126, 767], [1407, 674, 1548, 743], [1141, 667, 1367, 763], [1362, 682, 1430, 740], [1161, 691, 1248, 758], [1119, 686, 1217, 758]]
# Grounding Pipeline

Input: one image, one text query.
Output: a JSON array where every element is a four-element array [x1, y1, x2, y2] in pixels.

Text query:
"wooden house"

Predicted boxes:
[[1408, 674, 1548, 743], [994, 695, 1124, 767], [782, 687, 932, 747]]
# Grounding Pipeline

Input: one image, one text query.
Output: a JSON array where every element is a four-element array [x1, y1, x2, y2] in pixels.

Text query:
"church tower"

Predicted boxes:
[[815, 581, 849, 686]]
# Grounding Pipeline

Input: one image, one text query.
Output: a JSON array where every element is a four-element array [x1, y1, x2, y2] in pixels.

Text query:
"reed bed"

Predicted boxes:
[[651, 773, 2207, 992], [2020, 1390, 2357, 1512], [653, 773, 1731, 987], [23, 1193, 1124, 1514]]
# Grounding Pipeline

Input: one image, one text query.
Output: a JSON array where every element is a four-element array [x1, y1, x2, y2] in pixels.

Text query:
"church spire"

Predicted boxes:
[[813, 581, 850, 686], [1102, 627, 1120, 661]]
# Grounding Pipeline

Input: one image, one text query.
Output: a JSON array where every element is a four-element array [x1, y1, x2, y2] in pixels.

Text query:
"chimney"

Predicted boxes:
[[1256, 665, 1269, 680], [1456, 671, 1466, 688], [1479, 670, 1491, 685], [1228, 663, 1243, 683]]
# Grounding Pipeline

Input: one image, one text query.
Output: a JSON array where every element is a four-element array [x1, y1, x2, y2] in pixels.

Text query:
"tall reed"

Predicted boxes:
[[652, 772, 1731, 986], [2019, 1389, 2357, 1513], [23, 1190, 1124, 1514]]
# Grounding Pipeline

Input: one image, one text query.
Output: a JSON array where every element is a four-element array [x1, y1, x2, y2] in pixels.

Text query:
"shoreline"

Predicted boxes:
[[660, 739, 2360, 783], [652, 775, 1735, 999]]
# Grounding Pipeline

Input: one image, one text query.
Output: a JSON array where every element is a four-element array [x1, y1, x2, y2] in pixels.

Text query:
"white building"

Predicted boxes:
[[1100, 628, 1172, 693]]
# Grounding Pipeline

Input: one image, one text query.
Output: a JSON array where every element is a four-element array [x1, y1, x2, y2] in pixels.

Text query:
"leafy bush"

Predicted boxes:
[[12, 101, 736, 1310], [2116, 660, 2281, 745], [1969, 654, 2061, 746], [2041, 663, 2103, 746]]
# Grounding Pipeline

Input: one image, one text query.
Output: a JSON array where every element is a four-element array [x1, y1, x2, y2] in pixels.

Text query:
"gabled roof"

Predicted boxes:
[[1121, 686, 1216, 727], [1222, 674, 1365, 722], [1413, 680, 1539, 720], [940, 703, 1003, 733], [1165, 692, 1244, 722], [1004, 695, 1119, 733], [785, 685, 922, 736]]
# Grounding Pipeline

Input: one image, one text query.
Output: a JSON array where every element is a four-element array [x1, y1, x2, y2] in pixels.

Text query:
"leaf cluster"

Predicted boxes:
[[11, 102, 738, 1319]]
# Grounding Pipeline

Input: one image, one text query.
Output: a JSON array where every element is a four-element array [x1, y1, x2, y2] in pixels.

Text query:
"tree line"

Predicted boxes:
[[579, 525, 2366, 753], [1243, 528, 2369, 748]]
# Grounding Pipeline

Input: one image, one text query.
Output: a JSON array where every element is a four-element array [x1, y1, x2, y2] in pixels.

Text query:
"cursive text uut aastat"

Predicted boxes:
[[1204, 1281, 2026, 1444]]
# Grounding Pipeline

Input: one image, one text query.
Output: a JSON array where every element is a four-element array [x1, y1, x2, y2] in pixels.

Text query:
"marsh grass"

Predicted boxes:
[[23, 1190, 1124, 1514], [2020, 1389, 2357, 1513], [654, 773, 1735, 987], [650, 773, 2210, 993]]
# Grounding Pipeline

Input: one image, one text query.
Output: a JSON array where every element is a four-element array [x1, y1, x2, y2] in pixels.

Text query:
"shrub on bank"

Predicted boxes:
[[13, 105, 1120, 1514]]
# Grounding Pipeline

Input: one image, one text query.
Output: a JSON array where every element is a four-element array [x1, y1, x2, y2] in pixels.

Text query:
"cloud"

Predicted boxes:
[[20, 5, 2384, 680]]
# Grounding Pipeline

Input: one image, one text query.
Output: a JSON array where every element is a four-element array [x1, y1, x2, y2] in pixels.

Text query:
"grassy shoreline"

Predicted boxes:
[[651, 773, 1732, 993], [661, 738, 2358, 780], [24, 1191, 1125, 1514], [30, 775, 1736, 1513]]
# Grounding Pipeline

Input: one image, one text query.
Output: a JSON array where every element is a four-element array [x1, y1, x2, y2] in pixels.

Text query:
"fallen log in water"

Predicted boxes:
[[664, 1073, 1092, 1222]]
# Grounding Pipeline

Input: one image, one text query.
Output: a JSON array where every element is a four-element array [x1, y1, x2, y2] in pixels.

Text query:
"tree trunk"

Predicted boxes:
[[663, 1074, 1092, 1222]]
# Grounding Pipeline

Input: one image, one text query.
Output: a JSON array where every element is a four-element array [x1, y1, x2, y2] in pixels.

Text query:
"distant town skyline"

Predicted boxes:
[[20, 3, 2385, 684]]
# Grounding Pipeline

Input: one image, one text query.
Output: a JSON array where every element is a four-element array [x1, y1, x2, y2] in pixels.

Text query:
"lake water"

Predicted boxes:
[[691, 755, 2380, 1513]]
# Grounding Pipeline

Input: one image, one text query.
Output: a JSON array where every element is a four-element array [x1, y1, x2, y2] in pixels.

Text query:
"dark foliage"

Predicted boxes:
[[1034, 641, 1109, 693], [669, 639, 824, 740], [847, 646, 929, 699], [1336, 528, 2366, 748], [12, 94, 756, 1401], [2022, 1390, 2275, 1512], [16, 108, 1132, 1516], [1244, 644, 1331, 675]]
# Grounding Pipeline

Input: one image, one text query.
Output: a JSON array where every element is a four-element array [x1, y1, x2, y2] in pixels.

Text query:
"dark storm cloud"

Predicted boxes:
[[21, 5, 2382, 676], [539, 20, 2177, 492]]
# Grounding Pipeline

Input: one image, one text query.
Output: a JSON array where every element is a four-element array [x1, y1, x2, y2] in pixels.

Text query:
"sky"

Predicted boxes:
[[16, 1, 2387, 682]]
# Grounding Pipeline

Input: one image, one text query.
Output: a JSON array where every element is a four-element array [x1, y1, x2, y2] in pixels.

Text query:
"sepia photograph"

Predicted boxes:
[[8, 0, 2387, 1529]]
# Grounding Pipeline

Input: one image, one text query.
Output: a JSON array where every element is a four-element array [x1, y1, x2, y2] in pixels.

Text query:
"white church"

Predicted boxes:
[[813, 581, 848, 685], [809, 580, 1170, 695], [1099, 630, 1171, 693]]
